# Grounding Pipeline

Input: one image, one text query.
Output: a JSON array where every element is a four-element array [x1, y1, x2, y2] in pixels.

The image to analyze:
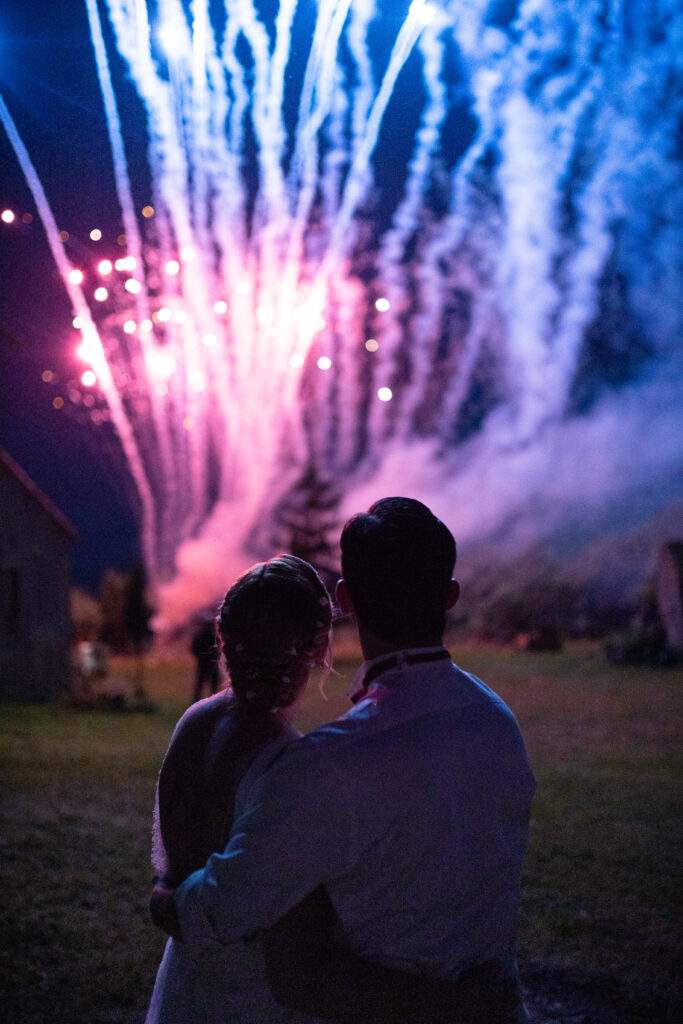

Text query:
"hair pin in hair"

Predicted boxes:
[[282, 675, 290, 684], [319, 596, 329, 606]]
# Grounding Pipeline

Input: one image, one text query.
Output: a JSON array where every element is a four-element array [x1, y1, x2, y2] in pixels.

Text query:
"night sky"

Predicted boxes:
[[0, 0, 152, 588]]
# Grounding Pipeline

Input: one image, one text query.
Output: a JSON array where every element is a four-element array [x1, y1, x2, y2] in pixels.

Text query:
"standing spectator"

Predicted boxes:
[[190, 617, 221, 703]]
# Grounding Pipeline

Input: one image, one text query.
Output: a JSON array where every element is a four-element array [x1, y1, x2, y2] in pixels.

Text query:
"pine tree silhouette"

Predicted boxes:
[[272, 460, 341, 590]]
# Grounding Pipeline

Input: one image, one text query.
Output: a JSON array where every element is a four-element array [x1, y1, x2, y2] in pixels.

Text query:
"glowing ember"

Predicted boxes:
[[77, 333, 101, 364], [146, 348, 176, 380]]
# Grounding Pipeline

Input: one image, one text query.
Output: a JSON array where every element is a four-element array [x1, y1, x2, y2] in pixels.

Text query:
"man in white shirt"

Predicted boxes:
[[156, 497, 535, 1022]]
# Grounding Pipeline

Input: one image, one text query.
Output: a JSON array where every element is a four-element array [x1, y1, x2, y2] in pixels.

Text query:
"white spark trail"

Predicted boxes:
[[2, 0, 679, 624]]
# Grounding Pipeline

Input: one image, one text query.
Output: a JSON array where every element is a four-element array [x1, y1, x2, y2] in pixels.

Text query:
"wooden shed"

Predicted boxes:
[[0, 448, 76, 700], [654, 542, 683, 653]]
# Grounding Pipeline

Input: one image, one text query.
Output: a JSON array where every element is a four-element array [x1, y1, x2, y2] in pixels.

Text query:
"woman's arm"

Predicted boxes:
[[155, 718, 195, 887]]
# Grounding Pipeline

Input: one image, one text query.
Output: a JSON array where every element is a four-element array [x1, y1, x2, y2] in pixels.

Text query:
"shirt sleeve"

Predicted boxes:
[[174, 738, 358, 949]]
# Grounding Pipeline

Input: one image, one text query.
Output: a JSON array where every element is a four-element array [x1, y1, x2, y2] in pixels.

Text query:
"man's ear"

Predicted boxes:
[[446, 579, 460, 609], [335, 579, 354, 616]]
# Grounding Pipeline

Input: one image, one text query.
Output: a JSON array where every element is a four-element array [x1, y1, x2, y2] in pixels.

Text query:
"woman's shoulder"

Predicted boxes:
[[176, 689, 232, 730], [165, 690, 235, 760]]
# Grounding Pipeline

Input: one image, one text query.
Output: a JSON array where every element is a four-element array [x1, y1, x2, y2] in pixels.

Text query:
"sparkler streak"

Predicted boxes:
[[1, 0, 679, 623]]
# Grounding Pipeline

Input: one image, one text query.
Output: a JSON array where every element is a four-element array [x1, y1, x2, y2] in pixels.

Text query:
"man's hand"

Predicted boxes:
[[150, 882, 183, 939]]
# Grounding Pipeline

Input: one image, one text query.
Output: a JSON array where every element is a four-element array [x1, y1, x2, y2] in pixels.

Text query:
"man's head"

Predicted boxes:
[[338, 497, 458, 647]]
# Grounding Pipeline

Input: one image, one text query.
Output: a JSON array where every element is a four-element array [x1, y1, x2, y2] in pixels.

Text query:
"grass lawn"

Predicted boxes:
[[0, 640, 680, 1023]]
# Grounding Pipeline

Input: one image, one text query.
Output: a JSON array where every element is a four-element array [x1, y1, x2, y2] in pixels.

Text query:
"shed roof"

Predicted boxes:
[[0, 448, 77, 539]]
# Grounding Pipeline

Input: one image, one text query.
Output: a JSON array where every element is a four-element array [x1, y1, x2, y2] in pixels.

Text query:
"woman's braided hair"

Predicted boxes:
[[217, 555, 332, 712]]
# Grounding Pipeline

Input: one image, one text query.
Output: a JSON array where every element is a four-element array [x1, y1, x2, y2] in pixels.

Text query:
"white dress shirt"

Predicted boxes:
[[176, 651, 536, 981]]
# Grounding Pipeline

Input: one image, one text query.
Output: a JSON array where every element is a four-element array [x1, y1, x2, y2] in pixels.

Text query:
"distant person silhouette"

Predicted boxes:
[[190, 618, 220, 703]]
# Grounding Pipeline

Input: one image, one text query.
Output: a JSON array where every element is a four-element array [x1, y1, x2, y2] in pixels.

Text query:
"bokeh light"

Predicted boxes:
[[1, 208, 15, 224]]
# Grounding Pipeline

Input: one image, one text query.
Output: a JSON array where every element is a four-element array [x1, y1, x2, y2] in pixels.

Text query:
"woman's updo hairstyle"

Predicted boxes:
[[217, 555, 332, 712]]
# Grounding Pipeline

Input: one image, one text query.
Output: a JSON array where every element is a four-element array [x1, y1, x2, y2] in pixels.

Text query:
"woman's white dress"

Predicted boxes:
[[145, 729, 316, 1024]]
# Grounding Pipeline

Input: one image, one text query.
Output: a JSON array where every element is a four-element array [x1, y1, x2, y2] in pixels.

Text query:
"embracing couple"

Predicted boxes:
[[148, 497, 535, 1024]]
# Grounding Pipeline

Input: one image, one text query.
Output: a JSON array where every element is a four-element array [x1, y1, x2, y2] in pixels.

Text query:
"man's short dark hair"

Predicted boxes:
[[340, 497, 456, 645]]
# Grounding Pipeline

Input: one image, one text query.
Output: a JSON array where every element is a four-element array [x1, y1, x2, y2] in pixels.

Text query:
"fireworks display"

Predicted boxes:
[[1, 0, 681, 624]]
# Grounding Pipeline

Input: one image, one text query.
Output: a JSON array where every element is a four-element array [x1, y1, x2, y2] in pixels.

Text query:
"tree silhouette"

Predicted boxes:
[[124, 562, 154, 699], [99, 569, 128, 651], [271, 460, 341, 590]]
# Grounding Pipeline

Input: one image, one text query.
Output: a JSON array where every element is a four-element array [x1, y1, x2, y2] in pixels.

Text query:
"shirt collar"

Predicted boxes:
[[349, 645, 450, 704]]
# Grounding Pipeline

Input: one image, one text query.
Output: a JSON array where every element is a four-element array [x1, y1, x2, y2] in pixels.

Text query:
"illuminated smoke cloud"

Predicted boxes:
[[1, 0, 681, 627]]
